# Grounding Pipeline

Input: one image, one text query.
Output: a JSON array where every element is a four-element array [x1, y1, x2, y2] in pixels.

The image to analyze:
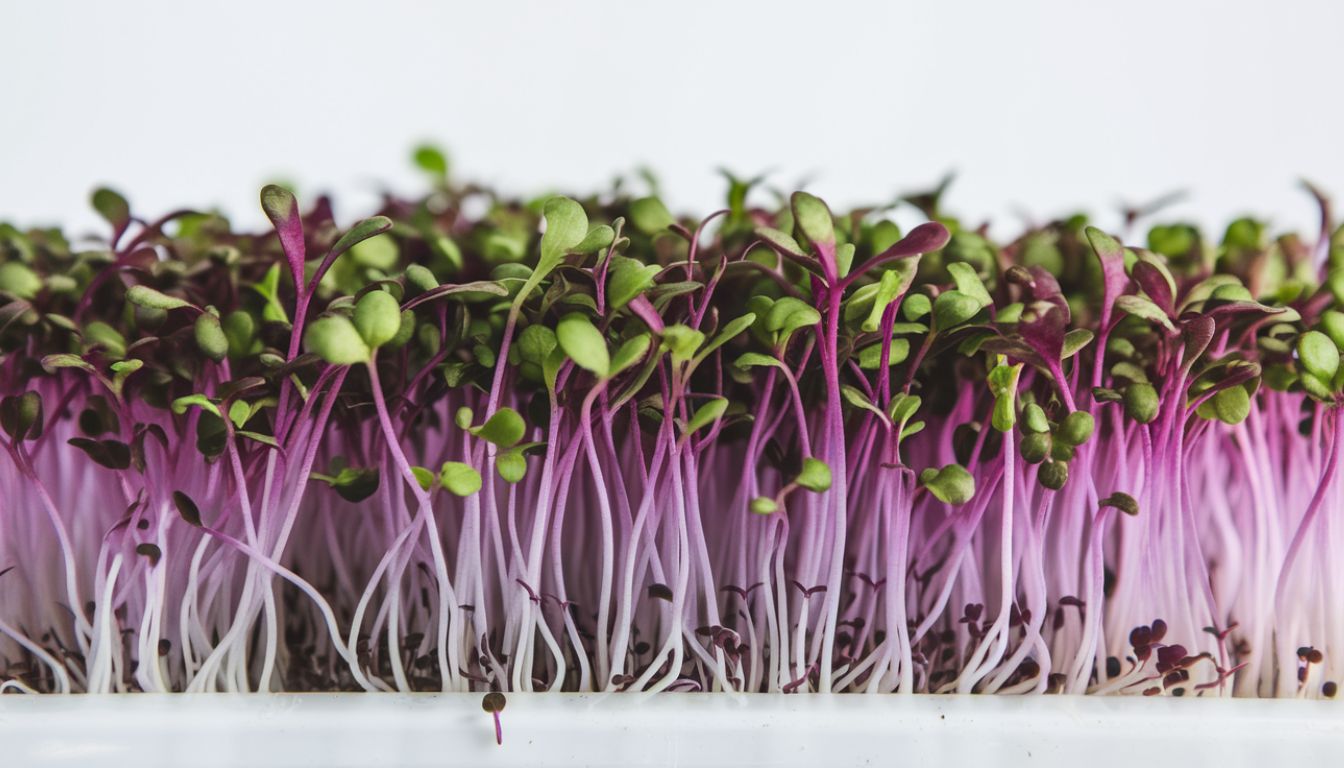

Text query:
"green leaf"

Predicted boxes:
[[412, 145, 449, 179], [127, 285, 192, 311], [932, 290, 981, 329], [750, 496, 778, 514], [227, 400, 251, 430], [304, 315, 371, 365], [237, 430, 279, 449], [0, 262, 42, 300], [1123, 383, 1160, 424], [1301, 371, 1332, 401], [734, 351, 784, 371], [542, 346, 565, 393], [252, 263, 289, 324], [611, 333, 652, 376], [333, 217, 395, 263], [684, 397, 729, 435], [404, 264, 439, 294], [411, 466, 435, 491], [992, 395, 1015, 433], [1298, 330, 1340, 382], [1062, 329, 1094, 358], [630, 197, 675, 234], [861, 268, 912, 333], [440, 461, 483, 496], [496, 451, 528, 484], [41, 353, 94, 373], [836, 243, 856, 278], [515, 324, 557, 382], [223, 310, 257, 358], [660, 324, 705, 364], [353, 289, 402, 348], [1206, 385, 1251, 425], [986, 362, 1021, 398], [1319, 311, 1344, 350], [754, 227, 806, 259], [763, 297, 821, 342], [171, 394, 221, 418], [556, 313, 609, 378], [91, 188, 130, 230], [1022, 403, 1049, 433], [902, 293, 932, 321], [919, 464, 975, 505], [388, 309, 415, 349], [195, 311, 228, 362], [539, 197, 589, 270], [1058, 411, 1095, 446], [791, 191, 835, 247], [841, 385, 890, 425], [693, 313, 757, 364], [83, 321, 126, 358], [996, 302, 1024, 324], [796, 457, 832, 492], [1020, 432, 1051, 463], [1115, 294, 1175, 332], [455, 407, 475, 430], [945, 262, 991, 308], [857, 338, 911, 369], [887, 393, 922, 425], [607, 256, 661, 311], [409, 280, 509, 307], [575, 224, 616, 254], [1038, 460, 1069, 490], [471, 407, 526, 447], [349, 232, 398, 270]]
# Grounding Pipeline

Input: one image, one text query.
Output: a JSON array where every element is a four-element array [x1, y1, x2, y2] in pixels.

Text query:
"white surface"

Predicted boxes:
[[2, 0, 1342, 237], [0, 693, 1340, 767]]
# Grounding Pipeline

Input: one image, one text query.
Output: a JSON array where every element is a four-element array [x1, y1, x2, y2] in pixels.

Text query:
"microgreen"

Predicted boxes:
[[0, 159, 1337, 701]]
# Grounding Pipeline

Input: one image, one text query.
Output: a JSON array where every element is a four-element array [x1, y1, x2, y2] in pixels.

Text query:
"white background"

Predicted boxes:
[[3, 0, 1341, 238]]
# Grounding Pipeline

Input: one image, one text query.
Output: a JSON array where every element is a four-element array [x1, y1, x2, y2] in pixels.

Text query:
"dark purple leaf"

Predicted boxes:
[[1181, 315, 1215, 362], [842, 221, 950, 288], [1084, 227, 1129, 327], [261, 185, 306, 295], [1131, 260, 1174, 315]]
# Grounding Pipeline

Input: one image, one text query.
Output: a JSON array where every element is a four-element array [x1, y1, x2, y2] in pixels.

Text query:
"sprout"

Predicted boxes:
[[481, 692, 506, 745], [0, 166, 1338, 701]]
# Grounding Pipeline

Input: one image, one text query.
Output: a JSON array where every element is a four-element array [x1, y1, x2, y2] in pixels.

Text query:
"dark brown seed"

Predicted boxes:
[[135, 543, 162, 567], [481, 691, 506, 713], [1149, 619, 1167, 643]]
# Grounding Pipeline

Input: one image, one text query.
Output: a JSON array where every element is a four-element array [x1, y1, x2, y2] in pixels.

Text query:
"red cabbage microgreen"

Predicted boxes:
[[0, 159, 1340, 700]]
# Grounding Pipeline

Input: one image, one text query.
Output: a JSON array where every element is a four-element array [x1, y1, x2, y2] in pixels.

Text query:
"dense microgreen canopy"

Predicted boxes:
[[0, 154, 1340, 701]]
